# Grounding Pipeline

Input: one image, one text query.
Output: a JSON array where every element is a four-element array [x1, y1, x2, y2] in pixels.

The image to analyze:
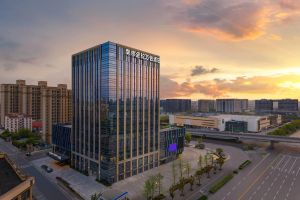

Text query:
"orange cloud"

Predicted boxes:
[[169, 0, 300, 41], [161, 74, 300, 99]]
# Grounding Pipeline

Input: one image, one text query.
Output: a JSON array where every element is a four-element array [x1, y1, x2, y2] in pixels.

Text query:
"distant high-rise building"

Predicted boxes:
[[164, 99, 191, 113], [72, 41, 160, 184], [0, 80, 71, 143], [255, 99, 274, 113], [191, 101, 198, 112], [160, 99, 166, 113], [198, 99, 215, 112], [278, 99, 298, 112], [216, 99, 248, 113]]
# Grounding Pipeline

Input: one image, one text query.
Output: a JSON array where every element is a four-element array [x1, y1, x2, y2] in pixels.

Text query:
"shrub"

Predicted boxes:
[[195, 143, 205, 149], [153, 194, 166, 200], [233, 169, 239, 174], [268, 120, 300, 136], [209, 173, 234, 194], [239, 160, 252, 170], [198, 195, 208, 200]]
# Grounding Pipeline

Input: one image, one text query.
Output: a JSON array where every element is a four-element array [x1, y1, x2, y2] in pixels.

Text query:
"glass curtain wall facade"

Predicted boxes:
[[71, 41, 160, 184]]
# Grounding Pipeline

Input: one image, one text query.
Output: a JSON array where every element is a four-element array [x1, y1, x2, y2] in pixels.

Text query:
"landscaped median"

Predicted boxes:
[[238, 160, 252, 170], [198, 195, 208, 200], [209, 172, 234, 194]]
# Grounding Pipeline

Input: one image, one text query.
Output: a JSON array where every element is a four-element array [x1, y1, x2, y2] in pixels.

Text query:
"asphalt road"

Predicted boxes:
[[240, 153, 300, 200], [0, 138, 71, 200], [209, 151, 300, 200]]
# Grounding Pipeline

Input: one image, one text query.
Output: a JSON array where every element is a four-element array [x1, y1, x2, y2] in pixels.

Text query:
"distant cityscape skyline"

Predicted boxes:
[[1, 0, 300, 99]]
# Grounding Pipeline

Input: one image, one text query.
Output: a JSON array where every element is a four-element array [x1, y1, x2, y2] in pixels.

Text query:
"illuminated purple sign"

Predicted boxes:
[[168, 143, 177, 152]]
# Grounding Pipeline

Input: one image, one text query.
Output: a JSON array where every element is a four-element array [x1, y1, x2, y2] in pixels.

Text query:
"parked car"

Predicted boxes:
[[41, 165, 53, 173]]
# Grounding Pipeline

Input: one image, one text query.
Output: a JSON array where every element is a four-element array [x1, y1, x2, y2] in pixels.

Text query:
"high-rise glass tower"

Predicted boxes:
[[71, 41, 160, 184]]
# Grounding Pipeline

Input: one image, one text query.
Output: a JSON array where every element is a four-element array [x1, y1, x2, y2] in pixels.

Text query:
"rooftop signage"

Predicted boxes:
[[126, 48, 160, 64]]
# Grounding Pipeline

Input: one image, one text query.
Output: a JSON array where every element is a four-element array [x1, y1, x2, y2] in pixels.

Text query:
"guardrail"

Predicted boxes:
[[189, 130, 300, 143]]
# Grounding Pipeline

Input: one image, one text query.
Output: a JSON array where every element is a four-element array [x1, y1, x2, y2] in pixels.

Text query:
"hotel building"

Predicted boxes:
[[71, 41, 160, 184]]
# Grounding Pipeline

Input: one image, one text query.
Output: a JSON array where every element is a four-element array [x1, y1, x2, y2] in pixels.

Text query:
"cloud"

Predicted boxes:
[[279, 0, 300, 10], [191, 66, 219, 76], [161, 74, 300, 98], [0, 37, 47, 71], [168, 0, 300, 41]]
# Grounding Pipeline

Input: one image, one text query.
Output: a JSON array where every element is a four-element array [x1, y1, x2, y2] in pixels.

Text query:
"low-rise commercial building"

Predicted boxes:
[[51, 123, 71, 162], [215, 114, 271, 132], [169, 114, 281, 133], [169, 114, 219, 130], [4, 113, 32, 133], [160, 127, 185, 163], [225, 121, 247, 133], [0, 152, 35, 200]]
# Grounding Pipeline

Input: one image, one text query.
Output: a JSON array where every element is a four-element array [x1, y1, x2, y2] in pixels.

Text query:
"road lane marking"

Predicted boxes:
[[238, 154, 281, 200], [281, 156, 291, 172], [274, 154, 284, 169], [248, 153, 270, 175], [296, 166, 300, 176], [288, 158, 297, 174]]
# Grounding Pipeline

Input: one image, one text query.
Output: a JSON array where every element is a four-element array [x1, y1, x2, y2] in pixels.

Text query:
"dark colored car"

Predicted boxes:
[[41, 165, 53, 173]]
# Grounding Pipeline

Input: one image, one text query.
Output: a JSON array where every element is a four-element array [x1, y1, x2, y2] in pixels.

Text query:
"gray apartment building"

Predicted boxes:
[[198, 99, 215, 112], [216, 99, 248, 113]]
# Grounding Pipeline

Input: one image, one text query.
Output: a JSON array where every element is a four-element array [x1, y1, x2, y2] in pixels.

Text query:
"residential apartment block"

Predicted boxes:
[[0, 80, 71, 143], [4, 113, 32, 133]]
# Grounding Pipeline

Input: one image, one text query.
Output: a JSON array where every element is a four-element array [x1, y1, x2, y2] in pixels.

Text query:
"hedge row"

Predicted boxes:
[[209, 173, 234, 194], [198, 195, 208, 200], [239, 160, 252, 170], [268, 120, 300, 136]]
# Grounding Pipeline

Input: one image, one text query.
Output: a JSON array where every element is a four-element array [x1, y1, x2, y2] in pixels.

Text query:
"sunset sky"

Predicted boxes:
[[1, 0, 300, 100]]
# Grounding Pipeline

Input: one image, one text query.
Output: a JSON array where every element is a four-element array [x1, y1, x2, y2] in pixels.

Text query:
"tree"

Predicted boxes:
[[198, 155, 203, 169], [189, 176, 195, 191], [185, 132, 192, 145], [185, 162, 191, 178], [144, 179, 152, 200], [171, 161, 177, 185], [179, 179, 185, 196], [216, 148, 224, 158], [178, 155, 183, 179], [204, 154, 208, 167], [169, 188, 175, 200], [195, 169, 203, 186], [143, 176, 157, 199], [90, 192, 102, 200], [156, 173, 164, 195], [217, 157, 225, 170], [204, 165, 212, 178], [197, 136, 203, 145]]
